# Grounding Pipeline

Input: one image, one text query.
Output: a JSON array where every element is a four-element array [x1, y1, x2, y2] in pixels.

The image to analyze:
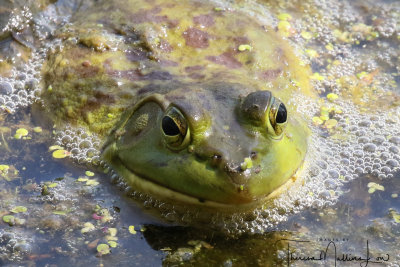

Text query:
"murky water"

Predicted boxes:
[[1, 0, 400, 266]]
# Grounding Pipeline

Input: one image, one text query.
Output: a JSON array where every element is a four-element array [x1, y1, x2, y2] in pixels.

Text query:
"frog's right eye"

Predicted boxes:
[[269, 99, 287, 136], [161, 107, 191, 150]]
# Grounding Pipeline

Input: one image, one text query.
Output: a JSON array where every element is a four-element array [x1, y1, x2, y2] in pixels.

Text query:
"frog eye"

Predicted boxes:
[[161, 107, 191, 150], [269, 99, 287, 136]]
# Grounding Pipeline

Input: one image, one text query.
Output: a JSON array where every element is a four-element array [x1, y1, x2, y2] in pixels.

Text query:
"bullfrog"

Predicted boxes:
[[39, 0, 313, 209]]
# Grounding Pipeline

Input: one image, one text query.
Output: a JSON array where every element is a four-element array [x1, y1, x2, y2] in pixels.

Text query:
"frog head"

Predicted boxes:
[[102, 82, 308, 208]]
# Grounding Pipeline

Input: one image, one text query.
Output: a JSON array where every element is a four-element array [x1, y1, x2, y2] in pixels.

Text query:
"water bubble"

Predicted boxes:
[[386, 159, 399, 168], [363, 143, 377, 152], [389, 136, 400, 145], [0, 82, 13, 94]]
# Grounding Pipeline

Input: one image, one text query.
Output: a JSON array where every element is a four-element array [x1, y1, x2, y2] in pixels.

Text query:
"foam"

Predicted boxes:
[[1, 0, 399, 235]]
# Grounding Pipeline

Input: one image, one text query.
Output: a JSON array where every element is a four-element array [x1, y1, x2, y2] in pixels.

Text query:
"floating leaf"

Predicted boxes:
[[14, 128, 28, 139], [97, 244, 110, 255], [33, 127, 42, 133], [77, 177, 88, 182], [86, 180, 99, 186], [129, 225, 137, 234], [81, 222, 95, 233], [0, 165, 9, 172], [312, 117, 324, 125], [301, 31, 312, 40], [2, 215, 15, 225], [49, 145, 64, 151], [367, 182, 384, 194], [108, 228, 117, 237], [52, 149, 70, 159], [108, 241, 118, 248], [47, 182, 58, 188], [10, 206, 27, 213], [325, 119, 338, 129], [85, 171, 95, 177]]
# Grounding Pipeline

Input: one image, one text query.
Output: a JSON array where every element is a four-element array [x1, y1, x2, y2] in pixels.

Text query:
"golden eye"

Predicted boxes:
[[161, 107, 191, 150], [269, 99, 287, 136]]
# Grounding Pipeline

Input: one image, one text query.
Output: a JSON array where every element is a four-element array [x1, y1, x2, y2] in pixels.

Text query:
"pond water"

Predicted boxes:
[[1, 0, 400, 266]]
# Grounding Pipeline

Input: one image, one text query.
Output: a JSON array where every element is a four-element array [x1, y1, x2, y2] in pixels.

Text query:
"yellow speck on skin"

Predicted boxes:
[[238, 44, 253, 52]]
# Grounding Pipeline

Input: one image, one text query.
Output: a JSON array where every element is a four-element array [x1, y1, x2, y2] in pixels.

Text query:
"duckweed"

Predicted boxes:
[[108, 241, 117, 248], [129, 225, 137, 234], [325, 119, 338, 129], [33, 127, 42, 133], [85, 171, 95, 176], [301, 31, 312, 40], [52, 149, 70, 159], [81, 222, 96, 234], [2, 215, 15, 225], [14, 128, 28, 139], [240, 157, 253, 170], [96, 243, 110, 255], [10, 206, 27, 213], [367, 182, 384, 194]]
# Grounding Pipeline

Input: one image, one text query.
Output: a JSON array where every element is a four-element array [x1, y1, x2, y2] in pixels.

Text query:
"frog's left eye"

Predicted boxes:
[[161, 107, 191, 150], [269, 99, 287, 136]]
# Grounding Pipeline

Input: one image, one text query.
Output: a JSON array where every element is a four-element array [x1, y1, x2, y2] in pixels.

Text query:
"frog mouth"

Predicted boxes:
[[105, 154, 303, 212]]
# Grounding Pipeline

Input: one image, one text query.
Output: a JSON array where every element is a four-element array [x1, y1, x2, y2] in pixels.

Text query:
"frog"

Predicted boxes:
[[38, 0, 315, 210]]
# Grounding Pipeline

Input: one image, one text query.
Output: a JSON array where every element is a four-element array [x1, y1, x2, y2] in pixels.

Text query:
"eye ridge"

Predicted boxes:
[[162, 116, 180, 136]]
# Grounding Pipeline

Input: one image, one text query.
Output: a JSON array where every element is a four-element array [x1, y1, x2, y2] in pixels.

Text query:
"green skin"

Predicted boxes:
[[41, 0, 313, 208]]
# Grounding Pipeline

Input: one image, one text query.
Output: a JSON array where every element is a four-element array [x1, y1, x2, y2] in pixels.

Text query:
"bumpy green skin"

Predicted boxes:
[[41, 0, 312, 207]]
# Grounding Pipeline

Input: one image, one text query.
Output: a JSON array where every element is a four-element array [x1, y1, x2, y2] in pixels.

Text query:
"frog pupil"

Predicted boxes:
[[162, 116, 180, 136], [276, 103, 287, 124]]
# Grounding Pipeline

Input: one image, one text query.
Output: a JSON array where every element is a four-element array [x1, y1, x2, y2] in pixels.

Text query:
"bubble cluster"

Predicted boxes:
[[0, 229, 33, 262], [53, 127, 101, 165]]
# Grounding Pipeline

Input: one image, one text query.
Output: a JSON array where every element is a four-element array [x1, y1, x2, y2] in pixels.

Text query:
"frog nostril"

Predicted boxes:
[[210, 154, 222, 167]]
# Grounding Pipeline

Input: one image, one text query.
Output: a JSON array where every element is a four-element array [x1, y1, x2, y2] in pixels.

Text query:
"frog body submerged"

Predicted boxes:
[[40, 0, 313, 209]]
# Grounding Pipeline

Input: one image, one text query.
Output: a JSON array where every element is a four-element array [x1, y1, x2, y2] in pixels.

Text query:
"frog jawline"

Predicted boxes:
[[109, 156, 305, 213]]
